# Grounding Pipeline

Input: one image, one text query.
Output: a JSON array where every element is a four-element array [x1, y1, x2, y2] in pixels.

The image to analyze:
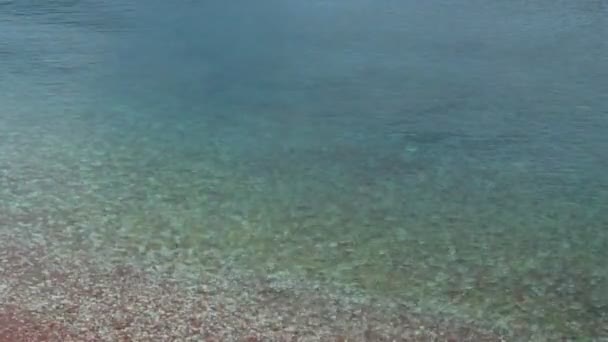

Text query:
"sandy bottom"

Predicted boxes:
[[0, 226, 504, 342]]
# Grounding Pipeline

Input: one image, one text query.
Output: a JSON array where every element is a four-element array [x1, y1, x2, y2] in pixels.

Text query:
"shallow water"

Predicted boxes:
[[1, 0, 607, 338]]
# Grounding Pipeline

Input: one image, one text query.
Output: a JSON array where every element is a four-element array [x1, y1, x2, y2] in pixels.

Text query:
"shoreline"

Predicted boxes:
[[0, 228, 504, 342]]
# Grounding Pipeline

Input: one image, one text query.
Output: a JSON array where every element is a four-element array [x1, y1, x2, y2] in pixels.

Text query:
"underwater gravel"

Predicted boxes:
[[0, 227, 505, 342]]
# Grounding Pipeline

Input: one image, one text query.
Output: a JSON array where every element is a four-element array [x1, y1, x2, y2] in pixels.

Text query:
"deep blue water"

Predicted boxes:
[[2, 0, 607, 182], [1, 0, 608, 337]]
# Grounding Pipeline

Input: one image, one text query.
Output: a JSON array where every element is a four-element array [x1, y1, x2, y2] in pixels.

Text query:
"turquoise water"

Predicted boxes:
[[1, 0, 607, 338]]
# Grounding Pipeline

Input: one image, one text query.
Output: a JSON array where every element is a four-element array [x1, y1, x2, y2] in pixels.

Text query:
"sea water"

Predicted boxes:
[[1, 0, 607, 338]]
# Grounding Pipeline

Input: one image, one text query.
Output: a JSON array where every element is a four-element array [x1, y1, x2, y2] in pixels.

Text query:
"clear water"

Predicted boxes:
[[1, 0, 607, 338]]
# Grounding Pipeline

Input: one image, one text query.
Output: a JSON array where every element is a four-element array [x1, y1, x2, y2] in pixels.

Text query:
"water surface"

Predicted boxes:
[[1, 0, 607, 338]]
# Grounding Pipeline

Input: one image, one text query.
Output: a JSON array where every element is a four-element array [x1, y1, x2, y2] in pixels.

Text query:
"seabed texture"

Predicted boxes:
[[0, 228, 503, 341], [1, 105, 607, 341]]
